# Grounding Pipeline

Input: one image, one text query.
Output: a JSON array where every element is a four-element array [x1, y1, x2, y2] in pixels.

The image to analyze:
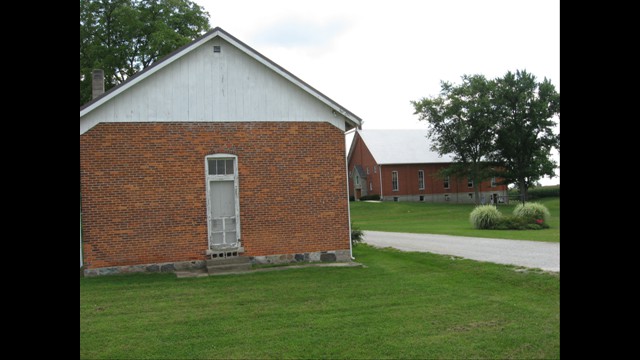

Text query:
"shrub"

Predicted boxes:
[[508, 185, 560, 200], [493, 215, 549, 230], [513, 202, 551, 224], [359, 194, 381, 201], [526, 223, 549, 230], [469, 205, 503, 229], [351, 223, 364, 247]]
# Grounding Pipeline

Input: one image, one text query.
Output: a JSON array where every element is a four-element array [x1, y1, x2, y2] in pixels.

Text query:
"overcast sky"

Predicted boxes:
[[193, 0, 560, 184]]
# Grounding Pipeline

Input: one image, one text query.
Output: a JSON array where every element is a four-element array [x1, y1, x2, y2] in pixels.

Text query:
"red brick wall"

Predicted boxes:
[[347, 132, 380, 198], [380, 163, 507, 196], [80, 122, 350, 269]]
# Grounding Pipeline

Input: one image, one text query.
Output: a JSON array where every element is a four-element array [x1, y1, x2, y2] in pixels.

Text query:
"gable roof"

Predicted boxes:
[[80, 27, 361, 133], [352, 165, 367, 178], [352, 129, 454, 165]]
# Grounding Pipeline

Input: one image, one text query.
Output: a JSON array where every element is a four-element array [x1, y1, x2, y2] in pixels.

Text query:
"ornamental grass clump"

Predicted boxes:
[[469, 205, 503, 229], [513, 202, 551, 224]]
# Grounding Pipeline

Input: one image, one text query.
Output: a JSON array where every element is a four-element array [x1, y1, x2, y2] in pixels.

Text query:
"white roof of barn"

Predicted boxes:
[[356, 129, 454, 164], [80, 27, 361, 135]]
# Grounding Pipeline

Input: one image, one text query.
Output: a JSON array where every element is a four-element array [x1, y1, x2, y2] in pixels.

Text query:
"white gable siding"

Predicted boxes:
[[80, 37, 348, 134]]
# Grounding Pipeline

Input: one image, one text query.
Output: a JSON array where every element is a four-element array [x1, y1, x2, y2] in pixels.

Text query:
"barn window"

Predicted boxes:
[[213, 45, 221, 53], [418, 170, 425, 190], [208, 159, 234, 175], [491, 177, 497, 187], [444, 176, 450, 189], [392, 171, 399, 191], [367, 167, 370, 174], [468, 176, 473, 188], [369, 182, 373, 191], [374, 166, 377, 173]]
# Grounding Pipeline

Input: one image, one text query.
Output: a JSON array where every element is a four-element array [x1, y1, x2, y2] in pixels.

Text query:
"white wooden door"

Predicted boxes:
[[208, 180, 237, 248]]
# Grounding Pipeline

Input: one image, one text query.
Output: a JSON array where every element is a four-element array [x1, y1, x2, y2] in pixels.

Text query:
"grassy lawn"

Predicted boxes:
[[350, 197, 559, 242], [80, 245, 559, 359]]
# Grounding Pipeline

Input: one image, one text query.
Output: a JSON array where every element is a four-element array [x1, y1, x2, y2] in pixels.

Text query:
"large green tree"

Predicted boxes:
[[411, 75, 497, 204], [492, 70, 560, 202], [80, 0, 210, 106]]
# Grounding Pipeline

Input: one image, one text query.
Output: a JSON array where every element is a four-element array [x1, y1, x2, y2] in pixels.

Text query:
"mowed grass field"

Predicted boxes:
[[350, 197, 559, 242], [80, 245, 559, 359]]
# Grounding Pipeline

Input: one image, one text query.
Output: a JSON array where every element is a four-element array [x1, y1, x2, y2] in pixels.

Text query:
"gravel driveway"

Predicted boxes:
[[363, 231, 559, 272]]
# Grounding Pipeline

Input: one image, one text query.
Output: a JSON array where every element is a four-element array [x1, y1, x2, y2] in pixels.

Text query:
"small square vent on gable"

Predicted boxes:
[[213, 45, 221, 53]]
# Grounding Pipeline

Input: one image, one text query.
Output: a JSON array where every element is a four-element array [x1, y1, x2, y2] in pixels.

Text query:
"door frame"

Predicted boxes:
[[205, 154, 241, 249]]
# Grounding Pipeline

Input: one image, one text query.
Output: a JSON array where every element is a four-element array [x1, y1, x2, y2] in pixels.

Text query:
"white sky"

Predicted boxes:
[[193, 0, 560, 185]]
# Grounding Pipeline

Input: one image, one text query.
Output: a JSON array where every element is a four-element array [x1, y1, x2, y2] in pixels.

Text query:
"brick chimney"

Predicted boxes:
[[92, 69, 105, 99]]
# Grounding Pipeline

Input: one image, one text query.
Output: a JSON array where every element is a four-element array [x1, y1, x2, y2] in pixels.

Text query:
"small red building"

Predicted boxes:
[[347, 129, 508, 203], [80, 28, 361, 276]]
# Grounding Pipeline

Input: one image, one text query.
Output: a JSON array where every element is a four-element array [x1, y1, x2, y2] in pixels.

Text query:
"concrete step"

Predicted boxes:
[[207, 263, 252, 275], [175, 268, 209, 278], [206, 256, 252, 275], [206, 256, 252, 267]]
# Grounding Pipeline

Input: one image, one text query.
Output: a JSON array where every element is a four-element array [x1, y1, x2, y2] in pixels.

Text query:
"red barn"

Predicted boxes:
[[347, 129, 508, 203], [80, 28, 361, 276]]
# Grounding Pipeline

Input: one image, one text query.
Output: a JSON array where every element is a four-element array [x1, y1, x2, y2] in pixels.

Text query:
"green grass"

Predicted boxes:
[[350, 197, 560, 242], [80, 245, 559, 359]]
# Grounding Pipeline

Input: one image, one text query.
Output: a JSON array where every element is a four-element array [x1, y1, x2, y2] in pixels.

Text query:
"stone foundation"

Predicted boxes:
[[250, 249, 351, 265], [83, 260, 206, 277], [382, 190, 508, 204], [83, 249, 352, 276]]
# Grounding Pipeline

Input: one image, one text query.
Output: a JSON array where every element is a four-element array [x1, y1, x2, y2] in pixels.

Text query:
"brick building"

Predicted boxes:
[[80, 28, 361, 276], [347, 129, 508, 203]]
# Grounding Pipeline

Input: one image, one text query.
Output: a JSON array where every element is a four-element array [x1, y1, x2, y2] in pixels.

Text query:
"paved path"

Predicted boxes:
[[363, 231, 559, 272]]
